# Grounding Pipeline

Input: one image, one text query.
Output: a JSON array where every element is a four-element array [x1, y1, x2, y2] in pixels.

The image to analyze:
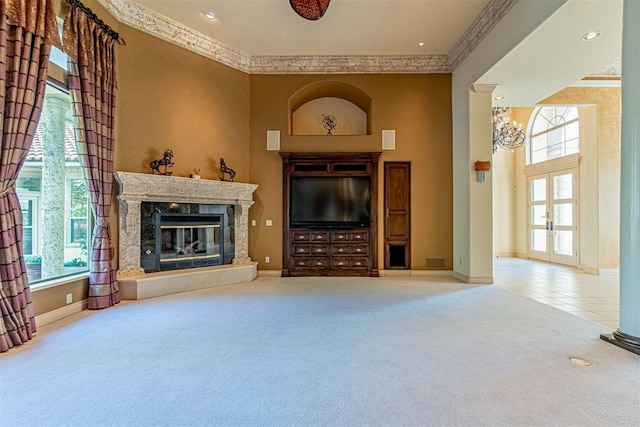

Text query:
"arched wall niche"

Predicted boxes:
[[289, 81, 372, 136]]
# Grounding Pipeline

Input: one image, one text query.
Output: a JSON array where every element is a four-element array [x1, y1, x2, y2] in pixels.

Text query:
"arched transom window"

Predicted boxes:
[[529, 106, 579, 164]]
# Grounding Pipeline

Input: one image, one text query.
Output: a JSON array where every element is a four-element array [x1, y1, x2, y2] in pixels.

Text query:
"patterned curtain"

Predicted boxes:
[[62, 4, 119, 310], [0, 0, 60, 352]]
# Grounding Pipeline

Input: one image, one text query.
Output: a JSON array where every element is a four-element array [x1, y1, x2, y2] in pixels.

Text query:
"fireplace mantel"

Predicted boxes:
[[115, 171, 258, 279]]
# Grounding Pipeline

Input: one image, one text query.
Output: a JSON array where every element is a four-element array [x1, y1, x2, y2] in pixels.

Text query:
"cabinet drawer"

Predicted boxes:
[[350, 258, 368, 268], [330, 230, 369, 242], [292, 257, 329, 269], [350, 245, 368, 255], [292, 232, 310, 242], [331, 258, 368, 269], [351, 231, 368, 242], [331, 231, 350, 242], [332, 245, 350, 255], [310, 232, 329, 242], [293, 245, 328, 255]]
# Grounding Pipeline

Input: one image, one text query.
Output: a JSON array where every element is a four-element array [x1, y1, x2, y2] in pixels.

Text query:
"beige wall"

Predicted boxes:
[[540, 87, 621, 268], [33, 4, 454, 318], [503, 87, 620, 270], [248, 74, 453, 271]]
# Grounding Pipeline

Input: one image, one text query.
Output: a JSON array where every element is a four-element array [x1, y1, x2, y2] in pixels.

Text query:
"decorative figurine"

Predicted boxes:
[[150, 149, 174, 175], [190, 168, 201, 179], [219, 158, 236, 182], [322, 114, 337, 136]]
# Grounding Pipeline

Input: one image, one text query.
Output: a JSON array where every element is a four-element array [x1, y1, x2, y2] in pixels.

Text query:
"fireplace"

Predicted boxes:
[[115, 172, 258, 299], [139, 202, 234, 272]]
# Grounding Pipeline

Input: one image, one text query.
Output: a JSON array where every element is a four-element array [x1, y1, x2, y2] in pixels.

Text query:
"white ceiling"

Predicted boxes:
[[481, 0, 622, 106], [121, 0, 622, 106], [132, 0, 491, 56]]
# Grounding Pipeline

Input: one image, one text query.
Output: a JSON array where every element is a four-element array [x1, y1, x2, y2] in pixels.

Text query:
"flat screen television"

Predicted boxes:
[[290, 176, 370, 227]]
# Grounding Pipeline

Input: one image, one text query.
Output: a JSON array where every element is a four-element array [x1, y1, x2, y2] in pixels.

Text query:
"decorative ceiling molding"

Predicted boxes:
[[97, 0, 508, 74], [447, 0, 518, 71], [97, 0, 251, 72], [249, 55, 449, 75]]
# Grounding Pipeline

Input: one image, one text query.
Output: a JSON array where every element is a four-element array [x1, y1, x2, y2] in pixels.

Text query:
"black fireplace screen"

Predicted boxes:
[[160, 224, 220, 263], [140, 202, 234, 273]]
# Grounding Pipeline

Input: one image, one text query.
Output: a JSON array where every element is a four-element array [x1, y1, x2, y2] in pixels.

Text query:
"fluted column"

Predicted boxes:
[[601, 0, 640, 354]]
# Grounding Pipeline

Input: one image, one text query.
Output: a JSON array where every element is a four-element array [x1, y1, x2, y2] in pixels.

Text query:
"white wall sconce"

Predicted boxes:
[[267, 130, 280, 151], [474, 160, 491, 182], [382, 130, 395, 150]]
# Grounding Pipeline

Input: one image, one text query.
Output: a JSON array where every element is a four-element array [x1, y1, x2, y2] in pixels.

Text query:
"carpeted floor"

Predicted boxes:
[[1, 276, 639, 426]]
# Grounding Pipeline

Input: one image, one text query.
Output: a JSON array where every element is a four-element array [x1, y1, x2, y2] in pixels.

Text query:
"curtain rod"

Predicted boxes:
[[65, 0, 126, 45]]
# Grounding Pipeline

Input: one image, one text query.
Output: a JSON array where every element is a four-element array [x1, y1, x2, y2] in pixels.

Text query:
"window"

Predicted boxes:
[[16, 83, 91, 283], [528, 106, 580, 164]]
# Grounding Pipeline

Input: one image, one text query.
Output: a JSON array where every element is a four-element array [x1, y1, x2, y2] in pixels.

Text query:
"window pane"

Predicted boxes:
[[554, 231, 573, 256], [16, 83, 90, 283], [531, 205, 547, 226], [531, 229, 547, 252], [553, 173, 572, 200], [531, 178, 546, 202], [529, 106, 579, 165], [553, 203, 573, 226]]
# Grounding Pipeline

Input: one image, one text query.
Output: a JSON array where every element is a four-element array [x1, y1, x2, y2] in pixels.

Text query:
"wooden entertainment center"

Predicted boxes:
[[280, 152, 380, 277]]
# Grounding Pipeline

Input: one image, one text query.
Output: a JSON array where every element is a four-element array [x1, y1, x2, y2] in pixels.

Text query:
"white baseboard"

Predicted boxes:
[[36, 299, 88, 328], [258, 270, 282, 277], [494, 252, 516, 258], [379, 269, 453, 277], [452, 271, 493, 284]]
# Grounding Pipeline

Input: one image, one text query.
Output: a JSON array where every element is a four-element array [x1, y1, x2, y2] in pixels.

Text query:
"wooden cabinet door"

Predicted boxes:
[[384, 162, 410, 269]]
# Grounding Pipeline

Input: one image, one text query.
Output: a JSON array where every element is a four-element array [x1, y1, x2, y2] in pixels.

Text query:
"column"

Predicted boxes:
[[116, 198, 145, 278], [232, 201, 254, 264], [41, 92, 69, 279], [601, 0, 640, 354]]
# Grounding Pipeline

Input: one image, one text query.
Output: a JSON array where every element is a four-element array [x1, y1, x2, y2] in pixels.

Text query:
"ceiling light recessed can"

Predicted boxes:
[[581, 31, 600, 41], [418, 42, 424, 47], [495, 95, 504, 100], [204, 10, 217, 20]]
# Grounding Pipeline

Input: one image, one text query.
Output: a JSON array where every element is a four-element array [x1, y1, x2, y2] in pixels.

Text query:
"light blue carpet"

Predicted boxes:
[[1, 276, 639, 426]]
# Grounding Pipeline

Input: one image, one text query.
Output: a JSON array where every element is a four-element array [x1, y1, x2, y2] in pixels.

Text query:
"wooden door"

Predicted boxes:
[[384, 162, 410, 269]]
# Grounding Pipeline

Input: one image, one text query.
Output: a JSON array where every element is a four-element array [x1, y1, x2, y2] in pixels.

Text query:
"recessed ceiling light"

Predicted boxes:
[[581, 31, 600, 41], [495, 95, 504, 100], [203, 10, 217, 20], [418, 42, 424, 47]]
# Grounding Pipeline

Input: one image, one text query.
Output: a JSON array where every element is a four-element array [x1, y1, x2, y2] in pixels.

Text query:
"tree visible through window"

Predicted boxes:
[[529, 106, 580, 164]]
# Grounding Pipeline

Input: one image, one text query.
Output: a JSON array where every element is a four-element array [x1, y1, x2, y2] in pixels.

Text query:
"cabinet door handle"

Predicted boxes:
[[315, 248, 322, 252], [338, 248, 344, 252], [316, 261, 322, 266], [355, 262, 362, 266], [355, 248, 361, 252]]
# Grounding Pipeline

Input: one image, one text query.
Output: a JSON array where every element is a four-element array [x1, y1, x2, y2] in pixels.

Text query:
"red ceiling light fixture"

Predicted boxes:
[[290, 0, 331, 20]]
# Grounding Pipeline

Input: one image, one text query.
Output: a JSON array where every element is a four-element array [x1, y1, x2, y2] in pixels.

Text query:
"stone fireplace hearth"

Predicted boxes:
[[114, 172, 258, 299]]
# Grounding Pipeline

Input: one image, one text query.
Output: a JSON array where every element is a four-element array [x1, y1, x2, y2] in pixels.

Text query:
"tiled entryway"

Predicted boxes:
[[493, 257, 619, 329]]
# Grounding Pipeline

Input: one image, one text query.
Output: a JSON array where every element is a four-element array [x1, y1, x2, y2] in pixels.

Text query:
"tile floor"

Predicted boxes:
[[492, 257, 619, 330]]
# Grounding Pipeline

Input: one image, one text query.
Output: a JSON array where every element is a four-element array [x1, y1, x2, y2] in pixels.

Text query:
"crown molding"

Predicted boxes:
[[447, 0, 518, 70], [97, 0, 508, 74], [97, 0, 251, 72], [249, 55, 449, 74]]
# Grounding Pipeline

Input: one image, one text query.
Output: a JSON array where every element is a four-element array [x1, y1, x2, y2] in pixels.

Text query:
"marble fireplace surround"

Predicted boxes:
[[114, 171, 258, 299]]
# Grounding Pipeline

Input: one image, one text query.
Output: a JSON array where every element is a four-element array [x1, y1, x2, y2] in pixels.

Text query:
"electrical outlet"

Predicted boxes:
[[265, 256, 270, 263], [66, 293, 72, 304], [266, 219, 273, 226], [251, 219, 256, 227]]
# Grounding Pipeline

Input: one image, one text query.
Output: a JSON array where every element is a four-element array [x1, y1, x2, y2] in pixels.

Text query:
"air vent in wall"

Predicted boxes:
[[426, 258, 446, 269]]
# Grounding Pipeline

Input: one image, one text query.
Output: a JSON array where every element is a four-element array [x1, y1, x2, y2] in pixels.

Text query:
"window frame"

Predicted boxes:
[[527, 106, 581, 165]]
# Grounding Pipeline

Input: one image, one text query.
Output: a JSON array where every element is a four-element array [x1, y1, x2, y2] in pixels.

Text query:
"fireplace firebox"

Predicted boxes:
[[140, 202, 233, 273]]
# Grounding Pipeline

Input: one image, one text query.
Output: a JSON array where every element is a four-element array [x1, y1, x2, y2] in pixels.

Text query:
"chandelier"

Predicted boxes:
[[492, 107, 526, 153], [290, 0, 331, 20]]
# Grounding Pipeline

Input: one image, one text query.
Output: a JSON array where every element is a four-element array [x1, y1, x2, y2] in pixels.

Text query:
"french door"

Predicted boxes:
[[527, 169, 578, 266]]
